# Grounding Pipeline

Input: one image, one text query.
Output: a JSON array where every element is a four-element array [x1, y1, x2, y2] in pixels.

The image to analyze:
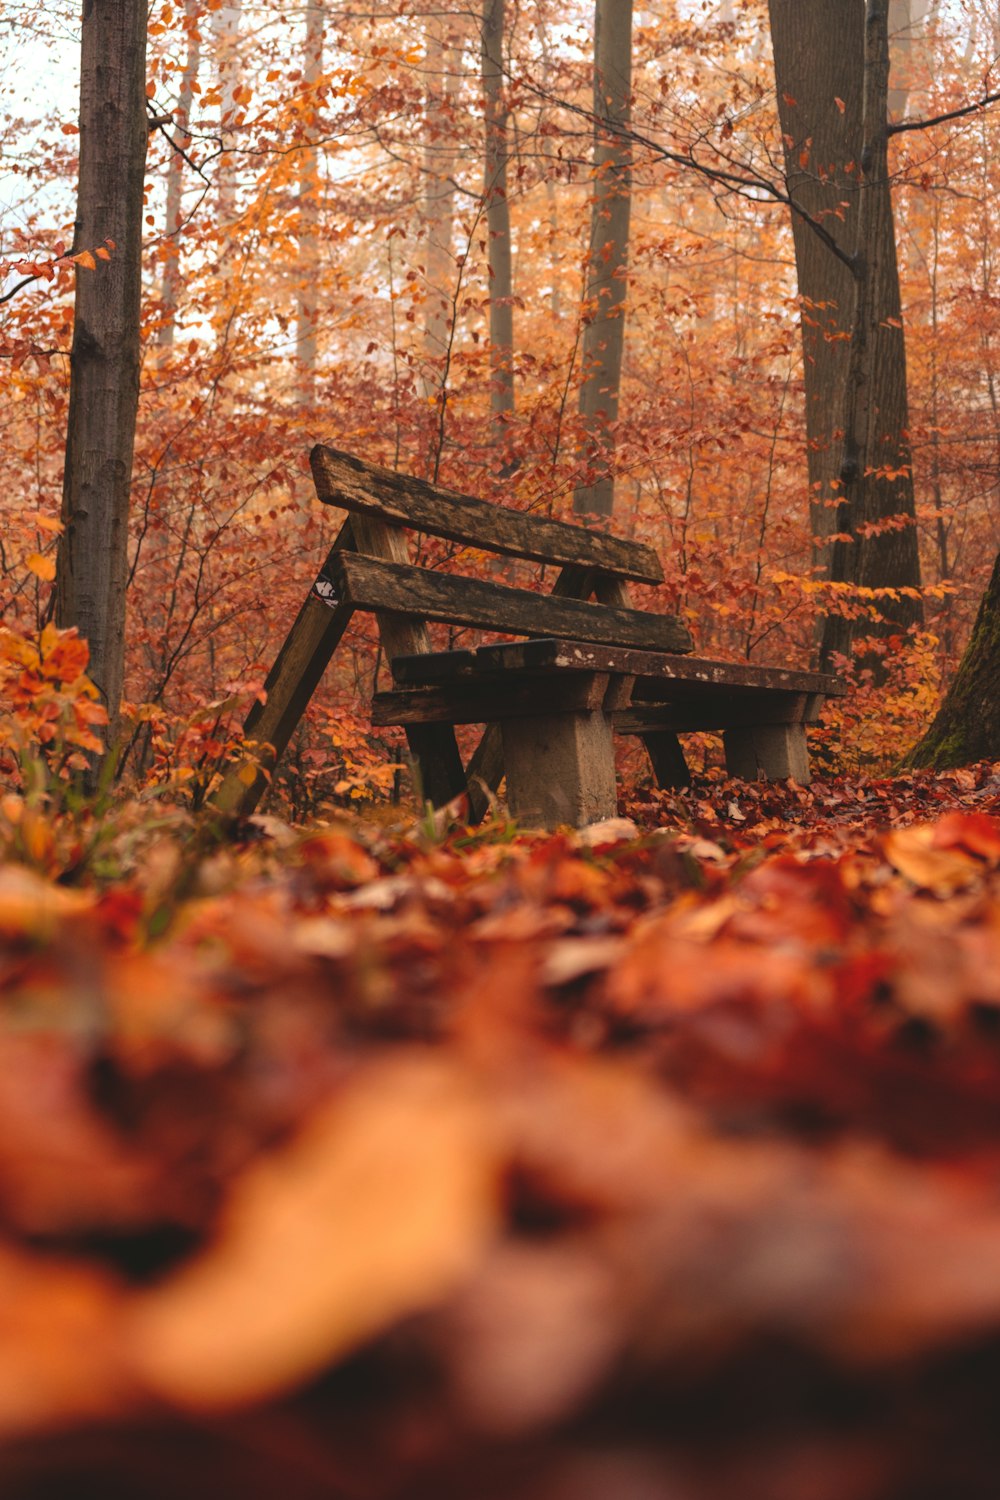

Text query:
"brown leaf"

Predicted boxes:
[[124, 1056, 499, 1409]]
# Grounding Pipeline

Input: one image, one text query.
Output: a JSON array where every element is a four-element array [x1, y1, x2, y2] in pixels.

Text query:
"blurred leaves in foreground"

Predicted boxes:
[[1, 764, 1000, 1497]]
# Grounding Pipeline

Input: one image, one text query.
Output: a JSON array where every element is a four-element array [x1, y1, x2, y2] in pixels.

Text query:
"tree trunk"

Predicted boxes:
[[768, 0, 922, 668], [296, 0, 324, 404], [905, 551, 1000, 767], [483, 0, 515, 445], [158, 0, 200, 351], [420, 17, 461, 398], [768, 0, 861, 563], [56, 0, 147, 746], [212, 0, 243, 227], [573, 0, 633, 519], [822, 0, 923, 669]]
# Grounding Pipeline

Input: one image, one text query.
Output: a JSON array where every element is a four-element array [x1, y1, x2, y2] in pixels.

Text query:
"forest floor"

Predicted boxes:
[[2, 762, 1000, 1499]]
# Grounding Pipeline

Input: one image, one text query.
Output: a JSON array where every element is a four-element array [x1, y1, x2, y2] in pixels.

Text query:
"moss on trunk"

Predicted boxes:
[[906, 552, 1000, 768]]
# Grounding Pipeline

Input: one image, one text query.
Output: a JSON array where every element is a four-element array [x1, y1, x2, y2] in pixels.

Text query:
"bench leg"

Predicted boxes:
[[642, 730, 691, 789], [501, 712, 617, 829], [406, 724, 467, 810], [723, 724, 810, 784]]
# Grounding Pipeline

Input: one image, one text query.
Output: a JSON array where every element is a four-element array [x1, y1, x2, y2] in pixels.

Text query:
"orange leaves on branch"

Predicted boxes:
[[25, 552, 55, 581], [0, 624, 108, 776]]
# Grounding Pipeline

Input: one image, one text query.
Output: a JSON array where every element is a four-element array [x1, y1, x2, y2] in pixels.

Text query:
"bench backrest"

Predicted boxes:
[[309, 445, 692, 657]]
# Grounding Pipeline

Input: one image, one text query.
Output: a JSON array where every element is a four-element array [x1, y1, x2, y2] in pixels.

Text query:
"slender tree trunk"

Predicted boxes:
[[296, 0, 324, 403], [212, 0, 243, 227], [158, 0, 200, 351], [483, 0, 515, 444], [56, 0, 147, 747], [573, 0, 633, 519], [421, 17, 460, 398], [905, 550, 1000, 767]]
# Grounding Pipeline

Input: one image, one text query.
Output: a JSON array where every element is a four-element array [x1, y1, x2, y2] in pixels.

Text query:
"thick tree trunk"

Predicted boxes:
[[768, 0, 922, 668], [823, 0, 923, 669], [483, 0, 515, 443], [573, 0, 633, 519], [57, 0, 147, 745], [905, 552, 1000, 767], [768, 0, 861, 562]]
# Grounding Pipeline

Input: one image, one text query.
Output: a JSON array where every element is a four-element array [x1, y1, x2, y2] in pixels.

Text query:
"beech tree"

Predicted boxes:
[[483, 0, 515, 447], [768, 0, 923, 668], [573, 0, 633, 518], [56, 0, 148, 745]]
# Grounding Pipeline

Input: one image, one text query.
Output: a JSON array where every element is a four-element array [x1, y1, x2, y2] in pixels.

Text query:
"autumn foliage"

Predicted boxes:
[[0, 759, 998, 1495], [3, 0, 1000, 795], [7, 2, 1000, 1493]]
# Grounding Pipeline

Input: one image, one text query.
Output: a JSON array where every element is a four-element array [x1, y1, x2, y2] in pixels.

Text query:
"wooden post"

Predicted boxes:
[[502, 709, 618, 828], [723, 724, 810, 783]]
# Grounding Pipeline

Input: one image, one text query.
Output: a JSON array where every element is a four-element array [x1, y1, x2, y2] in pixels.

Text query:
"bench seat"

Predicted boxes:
[[374, 638, 845, 826]]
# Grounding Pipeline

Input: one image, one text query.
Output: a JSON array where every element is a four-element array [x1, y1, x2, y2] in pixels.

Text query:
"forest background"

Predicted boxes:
[[4, 0, 1000, 809], [6, 4, 1000, 1495]]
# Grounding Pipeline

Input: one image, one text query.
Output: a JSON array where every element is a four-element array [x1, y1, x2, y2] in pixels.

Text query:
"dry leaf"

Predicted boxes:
[[124, 1056, 499, 1408]]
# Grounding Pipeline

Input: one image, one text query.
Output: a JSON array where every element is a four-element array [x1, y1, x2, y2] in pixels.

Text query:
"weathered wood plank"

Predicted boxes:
[[372, 675, 611, 727], [347, 513, 467, 809], [211, 522, 357, 816], [390, 638, 842, 696], [614, 693, 822, 734], [310, 444, 664, 585], [331, 555, 693, 654]]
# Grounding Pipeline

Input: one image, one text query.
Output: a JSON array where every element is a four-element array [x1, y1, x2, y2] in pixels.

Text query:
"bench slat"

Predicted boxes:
[[389, 638, 844, 697], [372, 676, 612, 727], [311, 445, 665, 585], [616, 696, 824, 733], [331, 555, 693, 654]]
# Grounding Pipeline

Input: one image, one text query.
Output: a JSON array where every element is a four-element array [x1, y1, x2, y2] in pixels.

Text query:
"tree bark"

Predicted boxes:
[[483, 0, 515, 444], [823, 0, 923, 669], [57, 0, 147, 745], [905, 551, 1000, 767], [212, 0, 243, 227], [420, 16, 461, 397], [768, 0, 861, 563], [158, 0, 200, 351], [768, 0, 922, 668], [296, 0, 324, 404], [573, 0, 633, 519]]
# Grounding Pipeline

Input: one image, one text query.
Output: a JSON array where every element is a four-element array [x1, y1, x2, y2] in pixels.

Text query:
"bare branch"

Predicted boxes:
[[888, 89, 1000, 136]]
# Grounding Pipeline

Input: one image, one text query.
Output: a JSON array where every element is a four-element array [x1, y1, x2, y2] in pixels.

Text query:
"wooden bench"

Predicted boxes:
[[215, 446, 844, 828]]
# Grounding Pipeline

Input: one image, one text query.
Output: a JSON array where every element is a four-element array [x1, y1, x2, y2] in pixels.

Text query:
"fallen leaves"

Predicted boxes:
[[0, 768, 1000, 1494], [125, 1055, 499, 1409]]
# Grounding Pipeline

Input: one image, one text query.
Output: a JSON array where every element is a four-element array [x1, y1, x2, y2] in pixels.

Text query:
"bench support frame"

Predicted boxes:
[[501, 710, 618, 829]]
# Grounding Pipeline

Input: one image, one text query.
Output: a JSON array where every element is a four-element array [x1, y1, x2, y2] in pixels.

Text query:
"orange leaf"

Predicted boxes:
[[73, 251, 96, 271], [25, 553, 56, 582], [124, 1057, 499, 1409]]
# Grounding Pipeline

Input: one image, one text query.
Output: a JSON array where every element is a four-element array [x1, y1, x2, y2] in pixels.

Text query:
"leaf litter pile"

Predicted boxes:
[[3, 765, 1000, 1499]]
